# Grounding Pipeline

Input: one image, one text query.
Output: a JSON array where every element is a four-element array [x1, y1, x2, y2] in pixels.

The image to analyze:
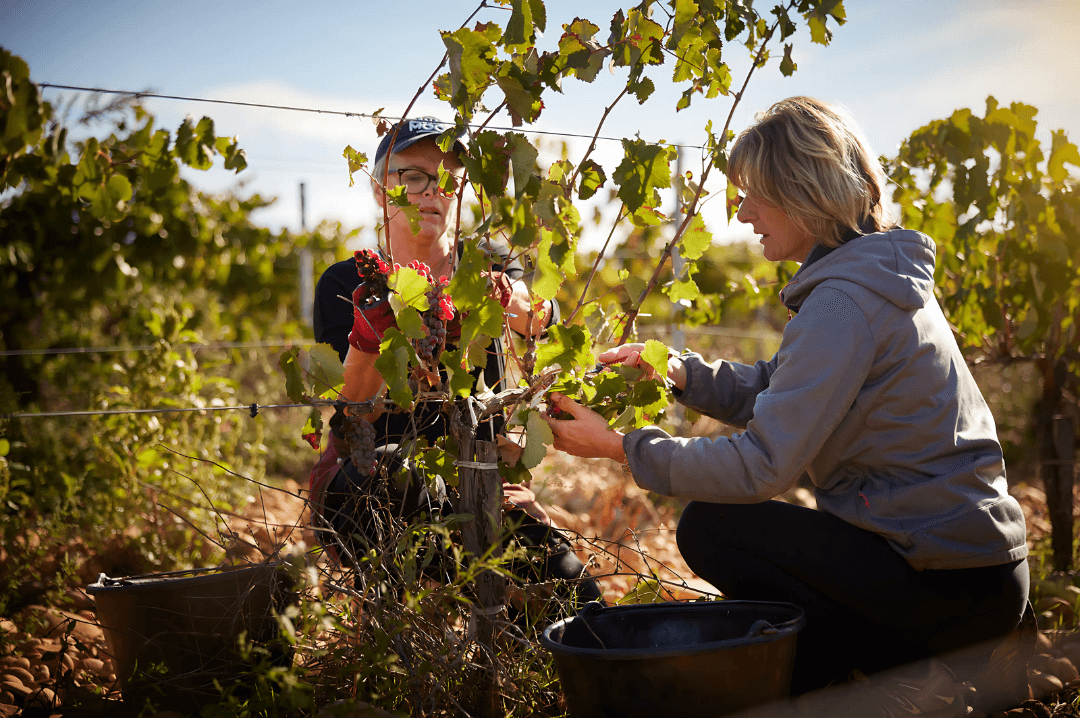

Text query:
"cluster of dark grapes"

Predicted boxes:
[[342, 413, 379, 476], [417, 278, 455, 363], [354, 249, 391, 304]]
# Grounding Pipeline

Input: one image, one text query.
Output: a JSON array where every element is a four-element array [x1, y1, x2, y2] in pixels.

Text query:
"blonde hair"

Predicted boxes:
[[728, 97, 893, 248]]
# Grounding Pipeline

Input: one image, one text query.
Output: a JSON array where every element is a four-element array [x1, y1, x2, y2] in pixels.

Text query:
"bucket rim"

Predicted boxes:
[[540, 599, 806, 661], [86, 562, 284, 595]]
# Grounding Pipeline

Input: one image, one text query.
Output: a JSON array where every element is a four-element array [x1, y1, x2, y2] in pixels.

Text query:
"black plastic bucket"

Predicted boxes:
[[541, 600, 805, 718], [87, 563, 292, 711]]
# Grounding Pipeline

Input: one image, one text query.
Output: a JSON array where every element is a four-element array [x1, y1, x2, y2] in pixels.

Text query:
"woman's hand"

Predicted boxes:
[[482, 270, 549, 337], [542, 392, 626, 462], [597, 343, 687, 390]]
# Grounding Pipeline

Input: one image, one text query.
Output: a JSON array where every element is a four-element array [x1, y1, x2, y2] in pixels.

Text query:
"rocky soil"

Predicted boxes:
[[0, 454, 1077, 717]]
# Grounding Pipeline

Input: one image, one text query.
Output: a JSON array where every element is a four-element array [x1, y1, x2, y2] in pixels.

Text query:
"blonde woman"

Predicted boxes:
[[544, 97, 1028, 714]]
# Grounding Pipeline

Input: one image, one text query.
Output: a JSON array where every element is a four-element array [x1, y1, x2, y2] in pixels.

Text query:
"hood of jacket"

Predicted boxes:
[[780, 229, 938, 314]]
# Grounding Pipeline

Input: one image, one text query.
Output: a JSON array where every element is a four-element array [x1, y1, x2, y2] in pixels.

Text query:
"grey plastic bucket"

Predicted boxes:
[[540, 600, 805, 718], [87, 562, 292, 711]]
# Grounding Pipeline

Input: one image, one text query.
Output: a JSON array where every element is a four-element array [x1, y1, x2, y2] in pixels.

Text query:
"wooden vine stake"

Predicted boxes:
[[450, 405, 506, 718], [1045, 414, 1076, 571]]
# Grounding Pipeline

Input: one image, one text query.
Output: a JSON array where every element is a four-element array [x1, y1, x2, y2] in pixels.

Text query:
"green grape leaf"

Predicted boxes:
[[308, 342, 345, 396], [591, 370, 628, 403], [143, 130, 178, 192], [621, 270, 648, 308], [629, 379, 669, 425], [508, 132, 539, 196], [534, 230, 573, 301], [503, 0, 537, 51], [522, 409, 554, 469], [441, 347, 478, 398], [96, 174, 132, 220], [618, 577, 665, 605], [447, 242, 491, 311], [1048, 130, 1080, 183], [175, 116, 216, 170], [628, 75, 656, 104], [666, 272, 701, 303], [374, 330, 416, 411], [215, 136, 247, 173], [301, 406, 324, 450], [528, 0, 546, 33], [535, 324, 595, 375], [385, 185, 422, 235], [779, 44, 797, 76], [807, 15, 829, 45], [679, 213, 713, 260], [726, 181, 741, 221], [629, 204, 664, 228], [395, 305, 424, 340], [388, 266, 432, 311], [640, 340, 671, 379], [497, 74, 543, 126], [461, 130, 510, 198], [343, 145, 368, 187], [459, 298, 505, 351], [442, 24, 501, 117], [613, 139, 673, 212], [578, 159, 606, 200], [422, 446, 459, 489], [673, 0, 697, 25], [499, 456, 532, 485], [279, 349, 305, 404], [465, 335, 493, 375]]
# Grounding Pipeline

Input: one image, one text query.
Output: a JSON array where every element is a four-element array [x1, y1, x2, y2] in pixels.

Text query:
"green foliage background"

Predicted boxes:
[[0, 48, 357, 601]]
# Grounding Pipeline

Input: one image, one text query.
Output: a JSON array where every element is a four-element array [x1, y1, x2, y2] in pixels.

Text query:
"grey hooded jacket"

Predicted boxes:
[[624, 228, 1028, 570]]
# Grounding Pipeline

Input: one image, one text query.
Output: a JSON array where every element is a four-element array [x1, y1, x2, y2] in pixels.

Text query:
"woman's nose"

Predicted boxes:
[[736, 196, 755, 223]]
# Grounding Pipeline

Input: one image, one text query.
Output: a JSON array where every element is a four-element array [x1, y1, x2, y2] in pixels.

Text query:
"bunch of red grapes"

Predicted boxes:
[[353, 251, 456, 363], [354, 249, 391, 304]]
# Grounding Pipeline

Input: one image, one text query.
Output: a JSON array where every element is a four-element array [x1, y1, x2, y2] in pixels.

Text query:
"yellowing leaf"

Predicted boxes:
[[679, 213, 712, 260], [388, 267, 432, 311]]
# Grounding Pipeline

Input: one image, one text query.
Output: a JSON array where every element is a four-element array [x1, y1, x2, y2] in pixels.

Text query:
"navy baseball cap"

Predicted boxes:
[[374, 116, 466, 165]]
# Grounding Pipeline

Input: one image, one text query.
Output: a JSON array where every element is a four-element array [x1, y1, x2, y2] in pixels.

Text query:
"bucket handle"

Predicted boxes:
[[746, 619, 779, 638], [574, 601, 608, 649]]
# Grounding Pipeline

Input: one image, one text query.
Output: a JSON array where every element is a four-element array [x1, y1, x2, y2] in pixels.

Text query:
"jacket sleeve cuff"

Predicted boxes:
[[623, 428, 675, 497]]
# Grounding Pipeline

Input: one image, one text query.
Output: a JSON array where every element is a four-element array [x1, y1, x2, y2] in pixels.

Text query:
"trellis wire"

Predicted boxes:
[[37, 83, 709, 151], [3, 400, 359, 421], [0, 339, 317, 357]]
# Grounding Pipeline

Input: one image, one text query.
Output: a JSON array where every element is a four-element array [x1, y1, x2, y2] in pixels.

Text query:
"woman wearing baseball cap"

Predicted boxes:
[[308, 116, 604, 612]]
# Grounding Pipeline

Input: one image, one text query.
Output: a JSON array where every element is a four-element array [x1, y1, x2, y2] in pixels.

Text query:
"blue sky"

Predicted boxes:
[[2, 0, 1078, 249]]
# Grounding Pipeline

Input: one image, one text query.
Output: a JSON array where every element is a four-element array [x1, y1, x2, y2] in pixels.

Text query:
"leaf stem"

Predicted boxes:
[[566, 205, 628, 324], [569, 86, 630, 191]]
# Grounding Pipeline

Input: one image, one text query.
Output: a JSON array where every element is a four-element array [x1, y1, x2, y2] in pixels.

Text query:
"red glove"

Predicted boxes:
[[485, 271, 514, 308], [348, 284, 396, 353]]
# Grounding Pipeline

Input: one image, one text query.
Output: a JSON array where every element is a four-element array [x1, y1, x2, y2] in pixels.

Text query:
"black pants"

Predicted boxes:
[[676, 500, 1028, 694], [318, 444, 604, 610]]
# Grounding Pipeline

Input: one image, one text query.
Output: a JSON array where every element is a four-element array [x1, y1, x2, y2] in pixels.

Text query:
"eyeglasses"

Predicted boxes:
[[391, 168, 459, 196]]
